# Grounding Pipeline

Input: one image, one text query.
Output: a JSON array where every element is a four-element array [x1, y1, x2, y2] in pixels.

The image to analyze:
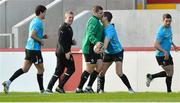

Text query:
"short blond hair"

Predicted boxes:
[[65, 11, 74, 17]]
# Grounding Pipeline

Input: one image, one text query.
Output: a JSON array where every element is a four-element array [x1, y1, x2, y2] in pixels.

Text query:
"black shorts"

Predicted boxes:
[[84, 53, 102, 64], [156, 55, 173, 66], [103, 50, 124, 62], [25, 49, 43, 64]]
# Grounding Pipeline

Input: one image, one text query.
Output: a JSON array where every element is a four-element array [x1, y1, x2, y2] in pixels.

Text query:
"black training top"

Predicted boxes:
[[56, 22, 73, 55]]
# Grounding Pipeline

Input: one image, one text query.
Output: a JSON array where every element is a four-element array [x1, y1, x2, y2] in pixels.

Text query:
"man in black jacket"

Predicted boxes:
[[46, 11, 76, 93]]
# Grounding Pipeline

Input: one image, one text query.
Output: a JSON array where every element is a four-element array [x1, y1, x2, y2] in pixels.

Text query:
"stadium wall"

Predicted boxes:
[[0, 0, 133, 48], [0, 0, 6, 33], [63, 0, 134, 15], [0, 0, 6, 48], [71, 11, 91, 48], [176, 4, 180, 10], [0, 0, 54, 33], [11, 10, 180, 49], [110, 10, 180, 47], [12, 0, 64, 48], [0, 0, 54, 48], [0, 49, 180, 92]]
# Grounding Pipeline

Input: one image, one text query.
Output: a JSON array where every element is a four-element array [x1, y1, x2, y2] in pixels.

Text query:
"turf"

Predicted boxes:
[[0, 92, 180, 102]]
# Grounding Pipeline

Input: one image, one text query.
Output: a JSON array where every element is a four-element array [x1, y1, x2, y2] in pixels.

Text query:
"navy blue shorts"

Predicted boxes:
[[25, 49, 43, 64], [156, 55, 173, 66], [103, 50, 124, 62], [84, 53, 102, 64]]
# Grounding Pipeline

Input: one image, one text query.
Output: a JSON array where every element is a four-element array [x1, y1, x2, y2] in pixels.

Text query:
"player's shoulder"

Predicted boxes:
[[59, 23, 68, 30], [31, 17, 42, 26], [156, 25, 164, 34], [88, 16, 99, 24], [105, 24, 115, 32], [33, 17, 42, 23], [158, 25, 164, 31]]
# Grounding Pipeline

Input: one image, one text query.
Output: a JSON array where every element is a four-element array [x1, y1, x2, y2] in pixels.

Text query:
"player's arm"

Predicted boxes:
[[172, 42, 178, 52], [71, 39, 76, 45], [103, 27, 114, 52], [103, 37, 110, 50], [154, 40, 168, 59], [58, 27, 71, 59], [43, 34, 48, 39], [58, 28, 70, 53], [88, 29, 103, 51], [88, 33, 99, 44], [87, 22, 101, 45], [31, 30, 44, 46]]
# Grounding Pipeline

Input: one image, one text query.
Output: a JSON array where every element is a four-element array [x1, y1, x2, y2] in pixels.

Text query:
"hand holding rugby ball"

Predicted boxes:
[[93, 42, 104, 54]]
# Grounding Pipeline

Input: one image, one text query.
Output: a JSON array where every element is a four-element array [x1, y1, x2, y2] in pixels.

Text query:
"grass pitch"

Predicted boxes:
[[0, 92, 180, 102]]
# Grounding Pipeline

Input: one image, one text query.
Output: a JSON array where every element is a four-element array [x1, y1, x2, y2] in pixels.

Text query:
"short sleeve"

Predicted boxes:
[[156, 27, 164, 42], [105, 27, 115, 40], [31, 22, 40, 33]]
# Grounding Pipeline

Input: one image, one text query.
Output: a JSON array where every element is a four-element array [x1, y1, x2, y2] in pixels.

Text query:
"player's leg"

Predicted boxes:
[[2, 60, 32, 94], [76, 63, 95, 93], [85, 57, 103, 93], [2, 49, 33, 94], [115, 51, 134, 93], [116, 61, 134, 93], [162, 65, 174, 92], [146, 56, 167, 87], [147, 71, 167, 80], [160, 56, 174, 92], [97, 62, 112, 93], [76, 54, 96, 93], [33, 50, 45, 93], [46, 56, 65, 93], [56, 55, 75, 93], [97, 53, 113, 93], [146, 71, 167, 87], [34, 63, 45, 93], [163, 56, 174, 92], [146, 56, 173, 90]]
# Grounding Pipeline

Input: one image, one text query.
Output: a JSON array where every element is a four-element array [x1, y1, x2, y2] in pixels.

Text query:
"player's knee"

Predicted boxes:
[[23, 70, 28, 73], [85, 69, 92, 73], [117, 72, 123, 77], [116, 70, 123, 76], [54, 71, 60, 76], [95, 68, 101, 73], [41, 68, 45, 73], [67, 68, 75, 75], [99, 71, 105, 76], [22, 68, 29, 73], [169, 68, 174, 76], [38, 68, 44, 74], [166, 71, 174, 77], [165, 67, 174, 76]]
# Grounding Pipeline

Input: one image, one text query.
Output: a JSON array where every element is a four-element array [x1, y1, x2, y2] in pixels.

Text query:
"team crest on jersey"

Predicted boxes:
[[91, 59, 94, 63]]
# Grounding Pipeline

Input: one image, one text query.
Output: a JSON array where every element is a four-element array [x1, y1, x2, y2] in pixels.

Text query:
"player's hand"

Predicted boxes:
[[65, 52, 71, 60], [94, 42, 104, 54], [40, 40, 44, 46], [97, 46, 104, 54], [72, 39, 77, 45], [96, 50, 103, 54], [163, 51, 169, 60], [96, 42, 103, 48], [173, 45, 178, 52], [43, 34, 48, 39]]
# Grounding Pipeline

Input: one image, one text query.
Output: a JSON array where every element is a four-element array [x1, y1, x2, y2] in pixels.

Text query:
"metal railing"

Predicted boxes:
[[0, 33, 13, 48]]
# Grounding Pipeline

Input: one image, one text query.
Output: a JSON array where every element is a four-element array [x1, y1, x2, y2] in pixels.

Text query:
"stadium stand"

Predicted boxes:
[[138, 0, 180, 9]]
